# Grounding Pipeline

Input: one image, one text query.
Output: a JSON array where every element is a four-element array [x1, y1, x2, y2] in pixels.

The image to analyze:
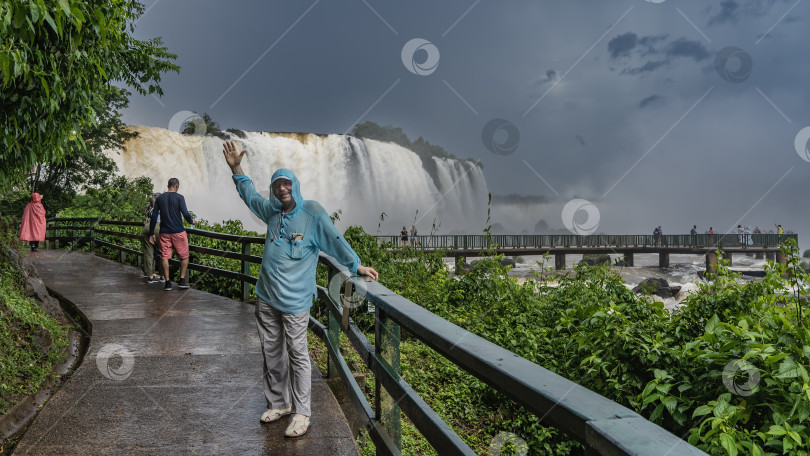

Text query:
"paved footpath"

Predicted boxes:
[[15, 250, 359, 455]]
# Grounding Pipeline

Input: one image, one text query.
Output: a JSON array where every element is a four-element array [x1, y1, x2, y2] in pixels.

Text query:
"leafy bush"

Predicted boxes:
[[0, 241, 70, 416], [57, 175, 153, 220]]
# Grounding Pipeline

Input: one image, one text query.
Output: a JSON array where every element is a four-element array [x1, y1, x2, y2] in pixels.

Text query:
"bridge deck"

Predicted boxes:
[[15, 250, 358, 455]]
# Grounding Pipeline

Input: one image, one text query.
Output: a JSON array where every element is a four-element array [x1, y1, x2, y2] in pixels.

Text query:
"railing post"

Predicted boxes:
[[375, 308, 401, 451], [90, 221, 95, 253], [324, 265, 341, 380], [241, 241, 251, 302], [327, 306, 341, 380]]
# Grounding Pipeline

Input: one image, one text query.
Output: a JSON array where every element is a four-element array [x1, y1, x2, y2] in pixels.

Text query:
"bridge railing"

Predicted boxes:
[[44, 218, 707, 456], [377, 233, 795, 249]]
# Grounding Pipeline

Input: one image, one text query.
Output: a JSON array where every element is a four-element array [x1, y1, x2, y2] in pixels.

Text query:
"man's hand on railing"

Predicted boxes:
[[357, 265, 378, 281]]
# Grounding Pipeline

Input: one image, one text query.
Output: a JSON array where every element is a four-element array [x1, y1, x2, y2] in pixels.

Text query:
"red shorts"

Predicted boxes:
[[159, 231, 190, 259]]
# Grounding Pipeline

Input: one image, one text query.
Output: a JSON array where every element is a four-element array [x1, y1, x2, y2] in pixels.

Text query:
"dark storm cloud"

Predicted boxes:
[[608, 33, 669, 60], [665, 38, 710, 62], [575, 134, 585, 146], [534, 69, 557, 86], [611, 33, 709, 75], [708, 0, 740, 26], [622, 60, 668, 75], [706, 0, 793, 26], [639, 95, 661, 109], [608, 32, 638, 59]]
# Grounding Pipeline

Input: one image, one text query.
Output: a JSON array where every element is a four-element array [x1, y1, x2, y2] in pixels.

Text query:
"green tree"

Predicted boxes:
[[182, 112, 221, 135], [0, 0, 179, 191], [59, 175, 153, 220]]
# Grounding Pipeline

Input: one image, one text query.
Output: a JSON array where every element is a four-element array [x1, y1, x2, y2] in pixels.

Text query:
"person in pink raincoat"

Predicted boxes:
[[19, 193, 46, 252]]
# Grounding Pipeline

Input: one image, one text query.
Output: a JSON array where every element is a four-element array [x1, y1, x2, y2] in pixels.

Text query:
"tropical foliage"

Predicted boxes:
[[0, 0, 178, 191]]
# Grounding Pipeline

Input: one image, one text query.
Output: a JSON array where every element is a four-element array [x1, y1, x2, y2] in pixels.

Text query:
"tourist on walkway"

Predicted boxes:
[[222, 140, 378, 439], [690, 225, 698, 247], [410, 225, 418, 247], [401, 226, 408, 247], [776, 224, 784, 243], [148, 178, 195, 291], [19, 192, 46, 252], [142, 193, 163, 283]]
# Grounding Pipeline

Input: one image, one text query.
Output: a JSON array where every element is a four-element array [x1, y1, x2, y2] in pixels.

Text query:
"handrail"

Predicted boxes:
[[375, 233, 797, 250], [44, 218, 708, 455]]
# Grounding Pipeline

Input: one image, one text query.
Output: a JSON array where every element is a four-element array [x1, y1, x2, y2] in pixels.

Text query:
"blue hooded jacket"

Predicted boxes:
[[232, 169, 360, 314]]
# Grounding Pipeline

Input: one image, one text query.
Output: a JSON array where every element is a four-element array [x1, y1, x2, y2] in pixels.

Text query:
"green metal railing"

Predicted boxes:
[[377, 233, 796, 250], [45, 218, 707, 456]]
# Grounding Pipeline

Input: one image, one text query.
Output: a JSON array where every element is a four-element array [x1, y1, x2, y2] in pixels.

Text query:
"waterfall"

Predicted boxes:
[[105, 126, 490, 234]]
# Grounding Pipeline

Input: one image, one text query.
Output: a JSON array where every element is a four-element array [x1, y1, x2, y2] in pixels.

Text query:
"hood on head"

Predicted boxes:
[[31, 193, 41, 202], [269, 168, 302, 213]]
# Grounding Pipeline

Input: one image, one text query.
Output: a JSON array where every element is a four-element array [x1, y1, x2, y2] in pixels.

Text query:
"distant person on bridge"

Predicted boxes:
[[222, 140, 379, 439], [410, 225, 418, 247], [148, 178, 195, 291], [19, 192, 46, 252], [653, 226, 662, 246], [401, 226, 408, 247], [690, 225, 698, 247]]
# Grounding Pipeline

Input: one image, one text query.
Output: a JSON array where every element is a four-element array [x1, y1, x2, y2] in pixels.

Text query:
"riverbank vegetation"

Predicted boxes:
[[326, 230, 810, 456], [0, 219, 70, 422]]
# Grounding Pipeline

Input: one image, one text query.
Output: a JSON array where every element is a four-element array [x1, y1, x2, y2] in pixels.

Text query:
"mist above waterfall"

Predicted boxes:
[[105, 126, 491, 235]]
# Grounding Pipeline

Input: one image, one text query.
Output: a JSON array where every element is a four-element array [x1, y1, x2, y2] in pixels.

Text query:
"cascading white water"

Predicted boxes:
[[105, 126, 490, 234]]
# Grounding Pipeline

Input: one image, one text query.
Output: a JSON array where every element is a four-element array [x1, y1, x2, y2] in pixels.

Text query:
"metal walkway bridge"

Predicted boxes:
[[377, 233, 795, 271], [20, 218, 711, 455]]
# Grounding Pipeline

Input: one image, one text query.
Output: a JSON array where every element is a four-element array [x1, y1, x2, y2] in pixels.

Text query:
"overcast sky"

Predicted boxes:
[[121, 0, 810, 242]]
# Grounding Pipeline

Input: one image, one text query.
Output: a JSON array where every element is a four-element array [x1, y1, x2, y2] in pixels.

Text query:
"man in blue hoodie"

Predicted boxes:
[[222, 140, 378, 439]]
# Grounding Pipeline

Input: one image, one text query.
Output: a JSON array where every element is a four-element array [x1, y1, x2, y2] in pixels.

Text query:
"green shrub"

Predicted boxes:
[[0, 245, 70, 415]]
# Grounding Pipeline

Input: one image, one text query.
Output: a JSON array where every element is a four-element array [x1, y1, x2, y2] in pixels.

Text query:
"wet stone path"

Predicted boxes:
[[15, 250, 359, 455]]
